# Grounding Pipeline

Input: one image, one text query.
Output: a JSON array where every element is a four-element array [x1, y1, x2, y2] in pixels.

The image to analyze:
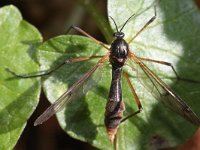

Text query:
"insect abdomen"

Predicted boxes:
[[105, 67, 125, 143], [105, 100, 125, 143]]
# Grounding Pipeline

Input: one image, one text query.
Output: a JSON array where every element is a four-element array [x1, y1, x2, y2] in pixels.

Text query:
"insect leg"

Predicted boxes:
[[6, 55, 103, 78], [34, 54, 109, 126], [128, 6, 157, 44], [120, 71, 143, 123], [66, 25, 110, 50], [137, 56, 200, 83]]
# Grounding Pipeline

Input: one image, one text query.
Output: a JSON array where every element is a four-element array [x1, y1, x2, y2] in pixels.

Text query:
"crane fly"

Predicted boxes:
[[8, 6, 200, 145]]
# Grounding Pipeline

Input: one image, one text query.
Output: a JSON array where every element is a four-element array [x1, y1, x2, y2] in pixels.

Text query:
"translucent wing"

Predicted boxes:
[[34, 55, 109, 126], [128, 52, 200, 125]]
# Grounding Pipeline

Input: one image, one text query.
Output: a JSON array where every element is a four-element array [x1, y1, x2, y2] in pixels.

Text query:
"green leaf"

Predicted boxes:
[[108, 0, 200, 149], [37, 0, 200, 150], [0, 5, 42, 150], [37, 35, 111, 148]]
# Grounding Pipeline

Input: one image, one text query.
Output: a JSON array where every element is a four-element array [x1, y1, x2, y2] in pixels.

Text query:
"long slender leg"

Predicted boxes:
[[137, 56, 200, 83], [120, 71, 143, 123], [128, 6, 157, 44], [66, 25, 110, 50], [6, 55, 103, 78]]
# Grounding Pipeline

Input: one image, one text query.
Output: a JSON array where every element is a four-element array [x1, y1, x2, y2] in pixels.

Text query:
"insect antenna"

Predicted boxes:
[[119, 14, 135, 32], [109, 16, 119, 32]]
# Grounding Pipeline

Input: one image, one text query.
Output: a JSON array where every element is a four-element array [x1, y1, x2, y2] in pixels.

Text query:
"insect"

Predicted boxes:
[[8, 5, 200, 146]]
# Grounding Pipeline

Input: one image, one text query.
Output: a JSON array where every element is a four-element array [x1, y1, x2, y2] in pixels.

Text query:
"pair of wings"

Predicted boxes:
[[34, 51, 200, 126]]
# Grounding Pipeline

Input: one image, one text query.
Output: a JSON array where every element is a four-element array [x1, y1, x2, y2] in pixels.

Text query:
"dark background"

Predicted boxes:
[[0, 0, 107, 150]]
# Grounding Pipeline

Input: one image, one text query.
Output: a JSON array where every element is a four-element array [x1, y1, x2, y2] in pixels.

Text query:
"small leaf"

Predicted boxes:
[[0, 5, 42, 150]]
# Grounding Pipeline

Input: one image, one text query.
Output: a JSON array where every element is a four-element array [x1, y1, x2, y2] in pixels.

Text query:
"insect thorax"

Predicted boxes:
[[110, 38, 129, 67]]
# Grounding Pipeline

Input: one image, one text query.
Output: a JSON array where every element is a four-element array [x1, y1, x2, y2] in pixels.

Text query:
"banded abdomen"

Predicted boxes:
[[104, 67, 125, 143]]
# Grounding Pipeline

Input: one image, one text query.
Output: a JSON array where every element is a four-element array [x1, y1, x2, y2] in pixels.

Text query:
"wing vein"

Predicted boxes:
[[129, 53, 200, 125]]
